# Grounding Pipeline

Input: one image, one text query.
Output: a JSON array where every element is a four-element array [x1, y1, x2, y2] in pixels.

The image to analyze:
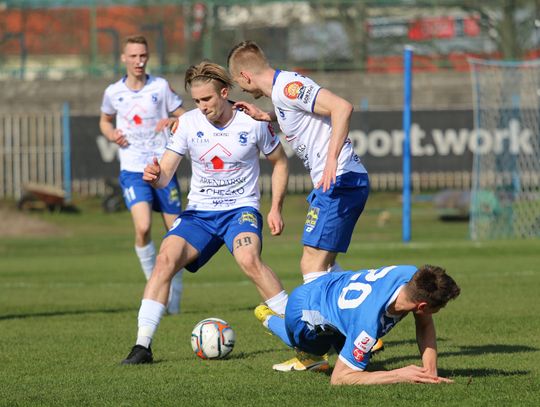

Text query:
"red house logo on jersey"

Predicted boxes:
[[199, 143, 239, 172], [211, 156, 224, 170], [133, 114, 143, 125], [123, 103, 148, 128]]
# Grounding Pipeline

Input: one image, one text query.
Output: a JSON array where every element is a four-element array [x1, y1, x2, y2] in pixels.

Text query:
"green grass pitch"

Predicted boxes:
[[0, 193, 539, 406]]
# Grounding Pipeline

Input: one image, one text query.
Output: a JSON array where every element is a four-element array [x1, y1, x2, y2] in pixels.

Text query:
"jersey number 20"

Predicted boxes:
[[337, 266, 396, 309]]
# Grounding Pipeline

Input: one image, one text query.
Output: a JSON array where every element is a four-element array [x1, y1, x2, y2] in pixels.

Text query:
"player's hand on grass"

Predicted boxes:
[[143, 157, 161, 185], [234, 101, 273, 122], [267, 209, 284, 236], [396, 365, 454, 384], [112, 129, 129, 147]]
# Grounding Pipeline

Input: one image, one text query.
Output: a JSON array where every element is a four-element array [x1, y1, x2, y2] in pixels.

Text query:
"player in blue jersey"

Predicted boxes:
[[100, 35, 186, 314], [255, 264, 460, 384], [228, 41, 370, 371], [121, 61, 290, 365]]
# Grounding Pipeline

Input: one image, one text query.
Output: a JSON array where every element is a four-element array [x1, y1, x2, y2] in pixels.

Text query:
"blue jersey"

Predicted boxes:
[[300, 265, 417, 371]]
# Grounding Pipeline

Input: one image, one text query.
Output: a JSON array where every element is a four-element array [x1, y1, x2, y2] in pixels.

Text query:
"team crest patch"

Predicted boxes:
[[239, 212, 258, 227], [238, 131, 248, 146], [168, 187, 180, 205], [352, 347, 365, 362], [284, 81, 304, 99], [305, 206, 320, 233]]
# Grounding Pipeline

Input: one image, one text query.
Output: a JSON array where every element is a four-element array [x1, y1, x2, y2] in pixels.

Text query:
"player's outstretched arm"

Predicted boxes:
[[234, 101, 276, 122], [143, 150, 182, 189], [312, 89, 353, 192], [265, 144, 288, 236], [330, 358, 453, 385]]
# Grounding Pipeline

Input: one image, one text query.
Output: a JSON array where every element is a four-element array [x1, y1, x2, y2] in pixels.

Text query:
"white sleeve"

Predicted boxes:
[[257, 121, 281, 156], [100, 87, 116, 115], [278, 75, 321, 113], [166, 116, 188, 155], [163, 80, 183, 113]]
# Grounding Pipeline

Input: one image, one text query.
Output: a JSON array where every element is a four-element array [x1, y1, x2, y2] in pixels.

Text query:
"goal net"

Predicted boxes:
[[469, 58, 540, 240]]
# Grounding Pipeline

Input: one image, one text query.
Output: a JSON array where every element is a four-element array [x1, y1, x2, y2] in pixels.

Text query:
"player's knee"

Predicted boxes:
[[135, 225, 152, 243], [235, 252, 261, 275], [153, 252, 177, 280]]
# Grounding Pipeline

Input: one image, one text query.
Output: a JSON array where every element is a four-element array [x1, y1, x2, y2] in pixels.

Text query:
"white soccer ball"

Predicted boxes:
[[191, 317, 235, 360]]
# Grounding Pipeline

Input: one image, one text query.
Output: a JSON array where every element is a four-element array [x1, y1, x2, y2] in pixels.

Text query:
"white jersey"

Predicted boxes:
[[167, 107, 280, 211], [101, 75, 183, 172], [271, 70, 366, 185]]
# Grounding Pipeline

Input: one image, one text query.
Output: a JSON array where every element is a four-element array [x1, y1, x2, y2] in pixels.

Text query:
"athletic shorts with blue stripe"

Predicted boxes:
[[303, 171, 369, 253], [165, 206, 263, 273]]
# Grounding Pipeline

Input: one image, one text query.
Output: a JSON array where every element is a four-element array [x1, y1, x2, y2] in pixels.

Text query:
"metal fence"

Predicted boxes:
[[0, 110, 64, 199], [0, 109, 479, 200], [2, 1, 540, 80]]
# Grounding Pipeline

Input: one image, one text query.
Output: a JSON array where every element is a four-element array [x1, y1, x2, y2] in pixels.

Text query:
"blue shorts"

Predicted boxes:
[[303, 172, 369, 253], [119, 170, 182, 214], [285, 283, 346, 356], [164, 206, 263, 273]]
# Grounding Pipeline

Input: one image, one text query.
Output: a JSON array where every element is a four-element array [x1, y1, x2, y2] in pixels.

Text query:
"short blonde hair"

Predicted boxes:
[[122, 35, 148, 51], [227, 40, 269, 75], [184, 61, 234, 92]]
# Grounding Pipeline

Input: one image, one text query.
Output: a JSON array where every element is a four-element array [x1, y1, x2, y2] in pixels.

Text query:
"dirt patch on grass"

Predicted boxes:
[[0, 206, 66, 237]]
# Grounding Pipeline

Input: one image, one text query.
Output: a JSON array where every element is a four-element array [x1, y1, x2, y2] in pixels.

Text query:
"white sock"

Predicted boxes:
[[327, 262, 343, 272], [303, 271, 329, 284], [136, 299, 166, 348], [135, 241, 156, 280], [167, 269, 184, 315], [265, 290, 288, 315]]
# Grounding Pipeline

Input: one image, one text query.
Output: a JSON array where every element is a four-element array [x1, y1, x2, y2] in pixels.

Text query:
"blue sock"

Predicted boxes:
[[268, 316, 293, 347]]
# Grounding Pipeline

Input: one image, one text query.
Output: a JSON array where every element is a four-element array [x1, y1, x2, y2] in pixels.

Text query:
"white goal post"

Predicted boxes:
[[469, 58, 540, 239]]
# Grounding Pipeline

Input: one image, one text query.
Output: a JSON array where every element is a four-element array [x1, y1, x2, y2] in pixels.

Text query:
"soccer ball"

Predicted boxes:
[[191, 318, 235, 360]]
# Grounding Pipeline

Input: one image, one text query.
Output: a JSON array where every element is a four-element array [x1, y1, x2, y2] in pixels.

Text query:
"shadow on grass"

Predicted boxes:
[[449, 344, 538, 356], [168, 349, 284, 364], [378, 343, 538, 366], [370, 343, 537, 377], [216, 349, 284, 361], [0, 305, 256, 321], [438, 368, 530, 378], [0, 307, 137, 321]]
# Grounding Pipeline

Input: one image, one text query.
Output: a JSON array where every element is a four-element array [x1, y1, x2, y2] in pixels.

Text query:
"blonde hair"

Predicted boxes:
[[184, 61, 234, 92], [227, 40, 270, 75], [122, 35, 148, 50]]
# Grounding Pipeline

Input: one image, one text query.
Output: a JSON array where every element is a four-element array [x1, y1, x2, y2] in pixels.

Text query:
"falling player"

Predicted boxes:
[[255, 264, 460, 384]]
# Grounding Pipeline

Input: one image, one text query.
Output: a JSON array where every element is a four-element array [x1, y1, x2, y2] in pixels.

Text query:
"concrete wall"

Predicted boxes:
[[0, 70, 473, 115]]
